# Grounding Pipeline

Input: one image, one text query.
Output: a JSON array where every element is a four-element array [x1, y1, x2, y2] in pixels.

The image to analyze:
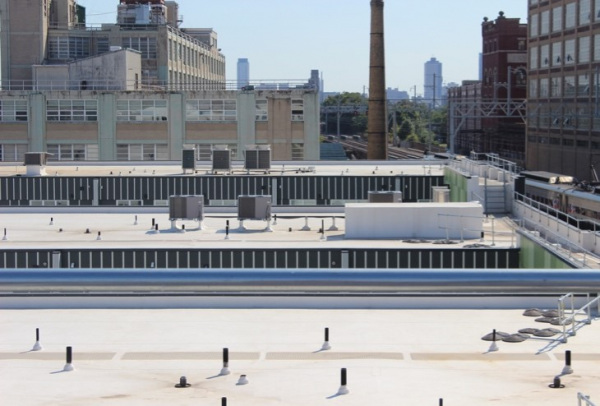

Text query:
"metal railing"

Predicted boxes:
[[557, 292, 600, 343], [579, 393, 596, 406]]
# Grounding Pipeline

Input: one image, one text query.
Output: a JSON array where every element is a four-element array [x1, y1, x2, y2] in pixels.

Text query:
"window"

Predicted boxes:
[[96, 37, 109, 54], [540, 44, 550, 67], [595, 34, 600, 61], [578, 74, 590, 96], [47, 100, 97, 122], [116, 100, 167, 122], [291, 99, 304, 121], [0, 144, 27, 162], [529, 78, 538, 99], [596, 0, 600, 22], [46, 144, 91, 161], [292, 143, 304, 160], [564, 76, 576, 96], [565, 2, 576, 28], [186, 99, 236, 121], [540, 10, 550, 35], [116, 144, 168, 161], [551, 77, 562, 97], [122, 37, 157, 59], [47, 36, 90, 60], [564, 39, 575, 64], [530, 14, 539, 38], [530, 0, 538, 5], [552, 42, 562, 66], [255, 99, 268, 121], [540, 78, 549, 97], [579, 36, 590, 63], [579, 0, 591, 25], [552, 6, 563, 32], [530, 46, 539, 70], [0, 100, 28, 122]]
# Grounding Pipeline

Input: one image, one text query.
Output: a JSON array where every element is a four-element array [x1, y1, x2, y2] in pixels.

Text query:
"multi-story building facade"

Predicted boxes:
[[0, 0, 225, 89], [424, 57, 443, 108], [447, 13, 527, 164], [0, 88, 320, 162], [0, 0, 320, 162], [527, 0, 600, 180], [481, 12, 527, 164]]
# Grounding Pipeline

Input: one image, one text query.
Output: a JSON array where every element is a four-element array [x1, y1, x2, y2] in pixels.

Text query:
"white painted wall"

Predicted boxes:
[[345, 202, 484, 240]]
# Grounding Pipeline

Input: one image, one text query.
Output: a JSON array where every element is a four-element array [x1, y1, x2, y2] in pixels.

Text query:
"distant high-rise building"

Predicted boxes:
[[237, 58, 250, 89], [424, 57, 443, 108]]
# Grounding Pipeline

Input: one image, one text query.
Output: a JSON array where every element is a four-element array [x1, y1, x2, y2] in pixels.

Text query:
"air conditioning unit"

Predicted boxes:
[[169, 195, 204, 220], [212, 145, 231, 172], [432, 186, 450, 203], [368, 191, 402, 203], [238, 195, 272, 221], [182, 148, 196, 171], [245, 145, 271, 171]]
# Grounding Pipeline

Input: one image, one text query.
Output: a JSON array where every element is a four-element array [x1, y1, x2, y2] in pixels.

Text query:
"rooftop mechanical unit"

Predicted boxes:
[[432, 186, 450, 203], [181, 148, 196, 172], [245, 145, 271, 171], [368, 191, 403, 203], [169, 195, 204, 220], [24, 152, 50, 167], [238, 195, 272, 221], [212, 145, 231, 173]]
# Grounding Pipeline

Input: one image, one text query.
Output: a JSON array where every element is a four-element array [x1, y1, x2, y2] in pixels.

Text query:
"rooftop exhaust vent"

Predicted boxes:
[[368, 191, 402, 203]]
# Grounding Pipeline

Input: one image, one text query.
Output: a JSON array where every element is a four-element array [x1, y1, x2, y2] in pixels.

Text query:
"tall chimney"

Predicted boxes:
[[367, 0, 387, 160]]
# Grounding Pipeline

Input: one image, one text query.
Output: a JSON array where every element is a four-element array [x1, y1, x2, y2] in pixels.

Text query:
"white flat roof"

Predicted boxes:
[[1, 308, 598, 405], [0, 211, 515, 250]]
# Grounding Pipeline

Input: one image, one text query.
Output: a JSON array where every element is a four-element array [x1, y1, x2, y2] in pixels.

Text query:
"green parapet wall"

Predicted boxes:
[[444, 167, 468, 202], [519, 233, 574, 269]]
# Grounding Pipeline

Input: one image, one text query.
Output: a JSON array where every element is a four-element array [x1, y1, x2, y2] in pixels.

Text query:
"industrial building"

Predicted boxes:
[[526, 0, 600, 181], [0, 0, 320, 162]]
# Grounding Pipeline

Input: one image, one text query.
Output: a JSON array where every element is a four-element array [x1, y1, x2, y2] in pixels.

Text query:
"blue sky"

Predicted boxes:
[[77, 0, 528, 95]]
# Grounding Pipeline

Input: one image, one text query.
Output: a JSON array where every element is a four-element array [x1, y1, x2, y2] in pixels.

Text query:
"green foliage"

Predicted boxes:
[[321, 92, 368, 136]]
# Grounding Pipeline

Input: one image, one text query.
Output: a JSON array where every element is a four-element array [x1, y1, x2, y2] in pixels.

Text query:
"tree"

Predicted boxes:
[[321, 93, 368, 136]]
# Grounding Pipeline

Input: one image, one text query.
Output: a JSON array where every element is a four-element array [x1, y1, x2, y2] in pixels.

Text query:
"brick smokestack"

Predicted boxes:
[[367, 0, 387, 160]]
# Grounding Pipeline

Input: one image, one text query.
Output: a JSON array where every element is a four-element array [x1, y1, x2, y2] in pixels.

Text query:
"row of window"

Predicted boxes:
[[0, 100, 28, 122], [528, 104, 600, 130], [530, 0, 600, 38], [0, 99, 305, 123], [47, 144, 99, 161], [529, 74, 596, 98], [529, 35, 600, 70], [527, 135, 600, 149]]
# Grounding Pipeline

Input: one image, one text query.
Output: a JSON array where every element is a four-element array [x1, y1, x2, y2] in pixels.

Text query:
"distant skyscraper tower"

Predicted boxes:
[[237, 58, 250, 88], [424, 57, 443, 108]]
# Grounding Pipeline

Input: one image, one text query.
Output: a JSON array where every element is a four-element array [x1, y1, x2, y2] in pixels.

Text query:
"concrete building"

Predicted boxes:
[[0, 88, 320, 162], [32, 48, 143, 91], [0, 0, 225, 90], [237, 58, 250, 89], [527, 0, 600, 181], [424, 57, 443, 108]]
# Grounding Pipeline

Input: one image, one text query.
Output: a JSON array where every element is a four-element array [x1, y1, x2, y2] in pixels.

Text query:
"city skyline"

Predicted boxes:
[[75, 0, 527, 94]]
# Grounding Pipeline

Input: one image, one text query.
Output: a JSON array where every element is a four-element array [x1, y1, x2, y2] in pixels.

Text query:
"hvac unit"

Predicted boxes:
[[432, 187, 450, 203], [237, 195, 272, 221], [169, 195, 204, 220], [368, 191, 403, 203], [245, 145, 271, 171], [24, 152, 50, 166], [212, 146, 231, 172], [181, 148, 196, 172]]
